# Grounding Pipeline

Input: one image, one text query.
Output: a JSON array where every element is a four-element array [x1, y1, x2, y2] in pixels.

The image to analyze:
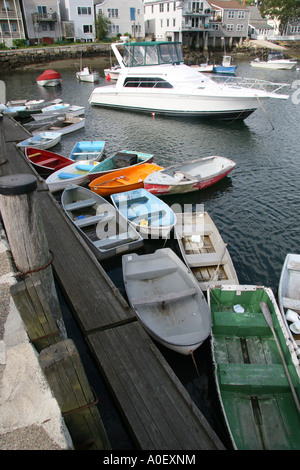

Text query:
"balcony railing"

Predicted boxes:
[[32, 12, 58, 22], [0, 31, 22, 38], [0, 9, 22, 19], [182, 9, 211, 16]]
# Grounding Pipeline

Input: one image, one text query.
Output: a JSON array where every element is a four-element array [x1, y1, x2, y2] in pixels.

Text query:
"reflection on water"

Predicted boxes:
[[1, 57, 300, 449]]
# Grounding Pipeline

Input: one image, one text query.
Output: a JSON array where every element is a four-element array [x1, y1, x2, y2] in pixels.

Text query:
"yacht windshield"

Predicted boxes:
[[122, 42, 183, 67]]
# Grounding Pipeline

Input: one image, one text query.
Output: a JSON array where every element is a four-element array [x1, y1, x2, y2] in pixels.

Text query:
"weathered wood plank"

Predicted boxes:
[[37, 190, 135, 332], [88, 322, 225, 450]]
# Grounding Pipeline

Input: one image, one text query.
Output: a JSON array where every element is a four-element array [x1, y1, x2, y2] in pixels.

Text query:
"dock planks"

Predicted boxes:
[[0, 116, 225, 450]]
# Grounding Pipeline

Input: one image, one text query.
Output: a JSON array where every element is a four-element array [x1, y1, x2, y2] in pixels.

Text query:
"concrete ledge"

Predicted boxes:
[[0, 222, 73, 450]]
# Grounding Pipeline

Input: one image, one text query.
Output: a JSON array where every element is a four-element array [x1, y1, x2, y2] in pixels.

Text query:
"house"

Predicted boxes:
[[248, 5, 274, 40], [22, 0, 61, 45], [0, 0, 26, 47], [144, 0, 249, 48], [95, 0, 145, 39], [209, 0, 249, 47], [59, 0, 95, 42]]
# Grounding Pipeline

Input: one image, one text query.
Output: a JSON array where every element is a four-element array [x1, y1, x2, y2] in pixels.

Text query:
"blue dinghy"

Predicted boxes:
[[70, 140, 106, 162], [111, 188, 176, 239]]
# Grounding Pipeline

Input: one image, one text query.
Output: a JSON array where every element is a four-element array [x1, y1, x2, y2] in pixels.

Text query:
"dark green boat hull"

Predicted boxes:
[[209, 286, 300, 450]]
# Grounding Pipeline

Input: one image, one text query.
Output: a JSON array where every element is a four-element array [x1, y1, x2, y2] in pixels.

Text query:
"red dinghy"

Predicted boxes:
[[36, 69, 62, 87], [144, 156, 236, 196], [25, 147, 72, 175]]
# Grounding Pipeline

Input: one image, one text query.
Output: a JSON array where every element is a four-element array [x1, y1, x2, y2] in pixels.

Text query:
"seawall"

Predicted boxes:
[[0, 43, 111, 71]]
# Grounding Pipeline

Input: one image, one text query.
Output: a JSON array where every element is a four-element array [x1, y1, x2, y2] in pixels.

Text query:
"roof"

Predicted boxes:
[[249, 21, 274, 30], [209, 0, 248, 10]]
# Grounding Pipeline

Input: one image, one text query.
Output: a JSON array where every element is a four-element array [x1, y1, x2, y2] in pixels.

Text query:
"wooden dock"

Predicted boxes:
[[0, 116, 225, 450]]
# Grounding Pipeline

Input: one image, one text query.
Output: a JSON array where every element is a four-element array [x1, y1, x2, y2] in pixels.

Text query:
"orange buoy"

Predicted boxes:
[[106, 74, 111, 81]]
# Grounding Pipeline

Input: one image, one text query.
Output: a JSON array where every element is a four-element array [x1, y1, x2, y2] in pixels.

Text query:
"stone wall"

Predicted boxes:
[[0, 44, 110, 71]]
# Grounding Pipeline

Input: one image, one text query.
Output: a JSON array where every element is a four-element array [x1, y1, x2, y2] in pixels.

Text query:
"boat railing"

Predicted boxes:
[[211, 75, 290, 94]]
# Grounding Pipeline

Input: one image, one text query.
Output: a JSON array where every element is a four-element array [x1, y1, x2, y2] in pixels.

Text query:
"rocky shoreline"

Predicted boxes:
[[0, 39, 299, 71], [184, 38, 300, 65]]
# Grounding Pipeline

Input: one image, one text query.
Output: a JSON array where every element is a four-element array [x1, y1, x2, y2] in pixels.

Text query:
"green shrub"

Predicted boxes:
[[13, 39, 27, 48]]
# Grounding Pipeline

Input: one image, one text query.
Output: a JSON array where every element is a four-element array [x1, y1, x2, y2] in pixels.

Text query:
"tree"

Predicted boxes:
[[260, 0, 300, 33], [95, 12, 111, 41]]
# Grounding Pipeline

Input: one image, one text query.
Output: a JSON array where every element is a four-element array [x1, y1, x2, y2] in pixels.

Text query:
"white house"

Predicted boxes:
[[59, 0, 95, 42], [22, 0, 61, 45], [95, 0, 145, 39]]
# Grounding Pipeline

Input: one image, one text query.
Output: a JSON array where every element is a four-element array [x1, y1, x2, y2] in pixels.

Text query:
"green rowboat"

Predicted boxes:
[[208, 285, 300, 450]]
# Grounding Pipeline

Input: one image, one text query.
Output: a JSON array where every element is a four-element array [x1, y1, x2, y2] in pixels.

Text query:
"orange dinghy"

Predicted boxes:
[[89, 162, 163, 196]]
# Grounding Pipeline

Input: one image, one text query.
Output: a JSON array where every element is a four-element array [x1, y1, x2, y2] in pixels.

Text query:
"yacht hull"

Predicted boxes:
[[89, 90, 258, 120]]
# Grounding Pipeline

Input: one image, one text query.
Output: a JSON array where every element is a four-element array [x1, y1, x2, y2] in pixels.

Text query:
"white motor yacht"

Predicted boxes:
[[89, 40, 289, 121]]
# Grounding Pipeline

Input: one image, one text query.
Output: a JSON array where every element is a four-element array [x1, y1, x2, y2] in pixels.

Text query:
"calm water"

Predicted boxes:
[[2, 56, 300, 449]]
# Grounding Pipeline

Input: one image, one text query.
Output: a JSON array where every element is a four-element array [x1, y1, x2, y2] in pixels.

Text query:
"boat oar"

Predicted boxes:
[[27, 152, 41, 158], [260, 302, 300, 413], [93, 176, 126, 187]]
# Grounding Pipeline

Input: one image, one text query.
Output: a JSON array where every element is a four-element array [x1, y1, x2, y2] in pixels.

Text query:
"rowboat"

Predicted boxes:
[[25, 147, 72, 176], [36, 69, 62, 87], [69, 141, 106, 162], [111, 188, 176, 239], [278, 253, 300, 358], [175, 211, 238, 291], [144, 156, 236, 196], [87, 150, 154, 182], [45, 160, 99, 192], [122, 248, 211, 355], [88, 162, 163, 197], [33, 105, 85, 121], [208, 285, 300, 450], [33, 115, 85, 136], [17, 132, 61, 150], [41, 103, 70, 115], [61, 184, 143, 260]]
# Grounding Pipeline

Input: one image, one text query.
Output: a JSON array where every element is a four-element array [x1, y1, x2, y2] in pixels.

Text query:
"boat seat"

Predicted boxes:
[[39, 157, 60, 166], [128, 209, 166, 222], [131, 287, 198, 306], [126, 196, 148, 205], [217, 363, 290, 393], [282, 297, 300, 311], [74, 214, 114, 228], [287, 259, 300, 271], [58, 172, 77, 180], [180, 224, 213, 236], [186, 251, 224, 268], [65, 198, 96, 211], [213, 311, 271, 336], [93, 232, 138, 250]]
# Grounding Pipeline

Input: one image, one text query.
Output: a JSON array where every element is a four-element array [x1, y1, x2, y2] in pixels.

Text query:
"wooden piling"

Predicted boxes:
[[39, 339, 111, 450], [0, 115, 7, 166], [10, 274, 62, 352], [0, 173, 67, 339]]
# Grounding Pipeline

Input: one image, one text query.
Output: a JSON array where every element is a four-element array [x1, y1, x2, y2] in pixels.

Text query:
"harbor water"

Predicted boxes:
[[1, 55, 300, 449]]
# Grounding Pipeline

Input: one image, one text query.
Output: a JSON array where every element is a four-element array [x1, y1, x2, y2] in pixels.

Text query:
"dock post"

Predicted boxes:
[[0, 173, 67, 341], [39, 339, 111, 450]]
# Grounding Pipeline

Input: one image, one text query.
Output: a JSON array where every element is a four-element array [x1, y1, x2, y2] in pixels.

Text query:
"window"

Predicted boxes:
[[173, 18, 176, 26], [107, 8, 119, 18], [238, 11, 245, 19], [42, 23, 47, 31], [83, 25, 93, 33], [160, 3, 164, 12], [78, 7, 92, 15], [211, 24, 219, 30], [237, 24, 244, 31], [167, 19, 169, 27], [226, 24, 234, 31], [151, 5, 154, 13], [37, 5, 47, 15], [227, 11, 234, 19], [173, 1, 176, 10], [124, 77, 173, 88], [50, 22, 55, 31], [167, 3, 169, 12]]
